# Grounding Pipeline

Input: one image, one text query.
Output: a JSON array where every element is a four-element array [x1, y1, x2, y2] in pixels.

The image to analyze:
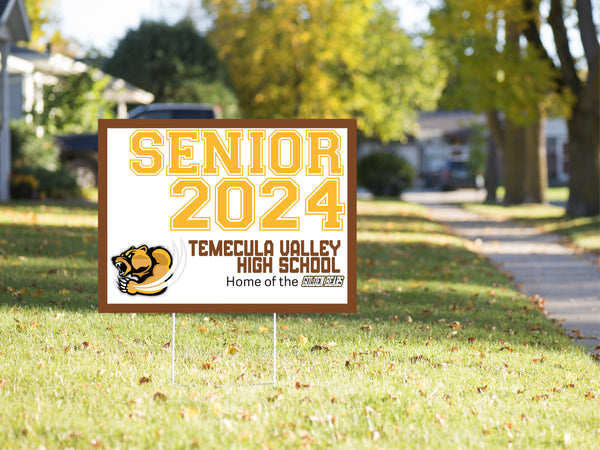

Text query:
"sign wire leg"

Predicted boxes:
[[171, 313, 175, 386], [273, 313, 277, 388]]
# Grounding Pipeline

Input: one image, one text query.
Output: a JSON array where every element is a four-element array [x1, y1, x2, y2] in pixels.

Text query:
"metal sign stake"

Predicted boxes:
[[273, 313, 277, 388], [171, 313, 175, 386]]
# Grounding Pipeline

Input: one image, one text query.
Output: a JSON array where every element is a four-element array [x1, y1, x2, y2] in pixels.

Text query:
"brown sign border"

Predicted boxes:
[[98, 119, 357, 313]]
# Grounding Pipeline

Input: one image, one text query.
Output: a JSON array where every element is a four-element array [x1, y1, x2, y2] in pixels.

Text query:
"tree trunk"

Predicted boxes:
[[523, 115, 547, 203], [503, 119, 527, 204], [484, 138, 498, 203], [566, 104, 600, 216], [485, 110, 504, 203]]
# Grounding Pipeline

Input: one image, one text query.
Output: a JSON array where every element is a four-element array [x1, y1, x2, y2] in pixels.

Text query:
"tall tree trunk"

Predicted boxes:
[[484, 138, 498, 203], [547, 0, 599, 216], [566, 103, 600, 216], [503, 119, 527, 204], [485, 110, 505, 203], [565, 33, 599, 217], [523, 115, 548, 203]]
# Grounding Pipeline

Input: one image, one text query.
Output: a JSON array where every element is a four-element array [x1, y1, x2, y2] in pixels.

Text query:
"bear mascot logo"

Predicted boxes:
[[112, 245, 173, 295]]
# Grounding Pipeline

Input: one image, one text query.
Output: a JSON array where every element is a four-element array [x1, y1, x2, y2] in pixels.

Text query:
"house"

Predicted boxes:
[[1, 0, 30, 201], [358, 110, 570, 187], [7, 44, 154, 122]]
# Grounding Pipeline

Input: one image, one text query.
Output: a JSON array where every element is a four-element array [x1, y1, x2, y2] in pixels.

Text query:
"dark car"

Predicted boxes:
[[126, 103, 221, 120], [440, 160, 477, 191], [56, 103, 220, 188]]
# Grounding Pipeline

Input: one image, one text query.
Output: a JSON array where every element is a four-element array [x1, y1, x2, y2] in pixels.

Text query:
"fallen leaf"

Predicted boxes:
[[298, 335, 308, 343], [0, 379, 6, 390], [153, 391, 167, 401], [258, 326, 269, 333], [477, 385, 488, 393], [405, 401, 419, 415], [446, 321, 461, 330], [308, 414, 334, 423], [138, 376, 151, 385], [129, 409, 145, 420], [236, 430, 251, 441], [179, 407, 199, 420], [311, 344, 329, 352], [435, 413, 446, 427], [211, 402, 223, 415], [364, 405, 380, 415], [360, 325, 373, 331], [225, 344, 241, 355]]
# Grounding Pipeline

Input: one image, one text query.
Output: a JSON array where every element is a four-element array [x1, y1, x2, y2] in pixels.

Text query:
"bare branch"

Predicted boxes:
[[522, 0, 564, 90], [576, 0, 599, 74], [548, 0, 581, 94]]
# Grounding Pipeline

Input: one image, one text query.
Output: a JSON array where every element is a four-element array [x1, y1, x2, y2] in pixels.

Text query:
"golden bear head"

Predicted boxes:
[[112, 245, 152, 279]]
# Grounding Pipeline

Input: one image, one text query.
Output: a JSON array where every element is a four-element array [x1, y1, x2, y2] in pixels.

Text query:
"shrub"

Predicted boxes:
[[10, 166, 81, 200], [357, 150, 415, 196], [10, 120, 60, 170]]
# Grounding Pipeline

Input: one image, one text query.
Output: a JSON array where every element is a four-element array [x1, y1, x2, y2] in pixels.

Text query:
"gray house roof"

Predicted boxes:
[[0, 0, 31, 42]]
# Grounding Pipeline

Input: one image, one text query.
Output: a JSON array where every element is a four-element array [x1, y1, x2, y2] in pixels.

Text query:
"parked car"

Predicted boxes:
[[440, 160, 477, 191], [55, 103, 220, 188]]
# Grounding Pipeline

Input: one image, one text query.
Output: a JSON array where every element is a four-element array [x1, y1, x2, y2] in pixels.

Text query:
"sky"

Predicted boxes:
[[53, 0, 432, 56], [52, 0, 588, 66]]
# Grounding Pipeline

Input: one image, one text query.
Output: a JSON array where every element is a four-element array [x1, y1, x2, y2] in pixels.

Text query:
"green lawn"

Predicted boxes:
[[0, 200, 598, 448]]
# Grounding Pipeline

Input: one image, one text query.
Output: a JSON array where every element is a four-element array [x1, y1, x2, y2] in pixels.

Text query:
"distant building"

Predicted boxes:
[[358, 111, 570, 187]]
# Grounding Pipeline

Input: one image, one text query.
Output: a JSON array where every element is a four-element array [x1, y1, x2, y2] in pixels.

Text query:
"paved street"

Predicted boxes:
[[403, 189, 600, 353]]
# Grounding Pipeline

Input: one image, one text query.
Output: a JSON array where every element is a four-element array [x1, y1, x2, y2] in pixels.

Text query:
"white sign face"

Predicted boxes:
[[98, 119, 357, 313]]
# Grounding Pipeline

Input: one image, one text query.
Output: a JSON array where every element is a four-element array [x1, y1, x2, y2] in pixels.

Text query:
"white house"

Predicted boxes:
[[358, 111, 570, 187]]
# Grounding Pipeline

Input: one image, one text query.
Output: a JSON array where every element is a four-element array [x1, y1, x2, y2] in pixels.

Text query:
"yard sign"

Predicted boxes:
[[98, 119, 356, 313]]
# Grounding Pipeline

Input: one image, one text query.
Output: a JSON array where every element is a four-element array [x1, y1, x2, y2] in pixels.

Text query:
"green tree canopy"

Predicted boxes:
[[203, 0, 446, 142], [38, 70, 113, 134], [103, 18, 238, 116]]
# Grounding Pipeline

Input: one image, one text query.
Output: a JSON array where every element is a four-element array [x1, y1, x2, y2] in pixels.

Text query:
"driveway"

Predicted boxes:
[[402, 189, 600, 354]]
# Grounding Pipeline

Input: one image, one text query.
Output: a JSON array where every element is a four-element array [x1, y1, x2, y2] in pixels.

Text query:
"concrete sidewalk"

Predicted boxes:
[[403, 190, 600, 353]]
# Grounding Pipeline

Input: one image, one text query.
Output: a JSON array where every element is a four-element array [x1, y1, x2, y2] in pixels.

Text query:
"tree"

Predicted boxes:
[[431, 1, 557, 205], [22, 0, 73, 53], [433, 0, 599, 215], [37, 70, 113, 134], [23, 0, 54, 47], [526, 0, 599, 217], [202, 0, 446, 142], [104, 19, 238, 116]]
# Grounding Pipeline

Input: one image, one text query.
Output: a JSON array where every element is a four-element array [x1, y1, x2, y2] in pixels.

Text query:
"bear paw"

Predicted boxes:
[[118, 277, 129, 293]]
